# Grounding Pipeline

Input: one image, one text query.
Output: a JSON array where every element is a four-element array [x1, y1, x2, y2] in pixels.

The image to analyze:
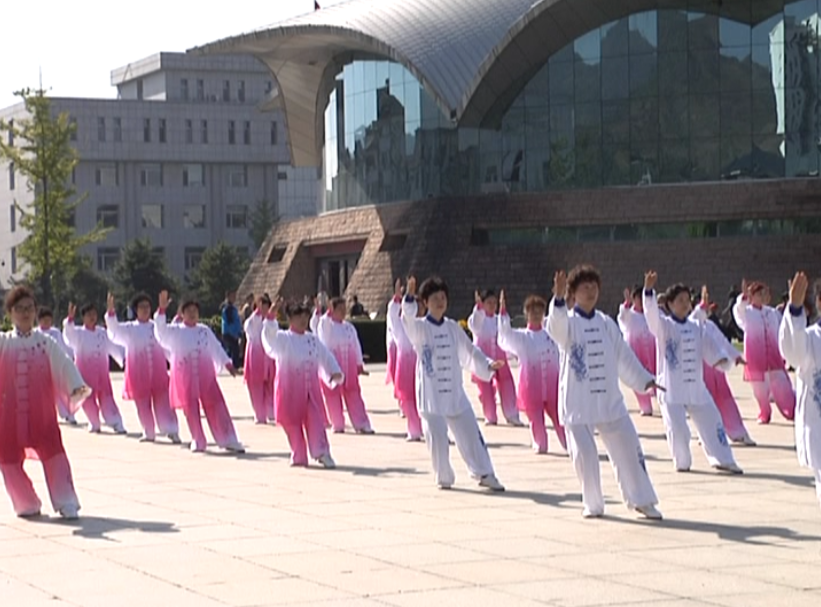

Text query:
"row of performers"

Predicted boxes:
[[1, 266, 819, 521]]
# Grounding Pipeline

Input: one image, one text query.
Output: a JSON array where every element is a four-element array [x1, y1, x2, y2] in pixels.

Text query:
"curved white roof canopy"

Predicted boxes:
[[191, 0, 785, 167]]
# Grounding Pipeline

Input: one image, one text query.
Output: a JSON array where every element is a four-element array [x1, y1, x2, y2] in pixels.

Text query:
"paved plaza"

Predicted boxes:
[[1, 365, 820, 607]]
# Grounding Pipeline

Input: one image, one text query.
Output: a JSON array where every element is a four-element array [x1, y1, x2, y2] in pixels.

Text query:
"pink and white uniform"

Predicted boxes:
[[153, 311, 242, 453], [618, 301, 657, 416], [311, 311, 373, 433], [468, 305, 520, 425], [63, 320, 125, 433], [35, 326, 75, 421], [243, 310, 276, 424], [733, 295, 796, 423], [106, 312, 179, 441], [262, 317, 341, 466], [498, 310, 566, 454], [0, 329, 85, 517], [387, 297, 423, 440], [695, 308, 754, 444]]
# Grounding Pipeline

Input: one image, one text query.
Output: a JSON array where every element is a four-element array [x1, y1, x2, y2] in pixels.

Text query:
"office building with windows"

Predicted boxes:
[[197, 0, 821, 315], [0, 52, 320, 289]]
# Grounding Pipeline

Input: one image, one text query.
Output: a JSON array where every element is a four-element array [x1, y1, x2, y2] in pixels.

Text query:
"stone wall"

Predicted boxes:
[[240, 179, 821, 320]]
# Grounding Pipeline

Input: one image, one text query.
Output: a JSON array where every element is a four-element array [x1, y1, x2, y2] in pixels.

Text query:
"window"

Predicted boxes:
[[95, 163, 118, 186], [222, 80, 230, 102], [136, 79, 143, 100], [97, 117, 106, 142], [10, 246, 17, 273], [140, 163, 163, 186], [181, 78, 189, 100], [267, 246, 286, 263], [228, 120, 236, 144], [196, 79, 204, 101], [183, 204, 206, 228], [185, 119, 193, 143], [97, 247, 120, 272], [143, 118, 151, 142], [8, 162, 14, 190], [182, 163, 204, 187], [201, 119, 208, 143], [184, 247, 205, 271], [225, 204, 248, 228], [96, 205, 120, 229], [158, 118, 167, 143], [277, 171, 288, 180], [9, 205, 15, 232], [243, 121, 251, 145], [270, 121, 278, 145], [69, 116, 77, 141], [113, 117, 122, 142], [238, 80, 246, 102], [228, 165, 248, 187], [141, 204, 164, 229]]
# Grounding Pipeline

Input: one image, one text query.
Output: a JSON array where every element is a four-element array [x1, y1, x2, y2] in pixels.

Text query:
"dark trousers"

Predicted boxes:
[[223, 334, 241, 369]]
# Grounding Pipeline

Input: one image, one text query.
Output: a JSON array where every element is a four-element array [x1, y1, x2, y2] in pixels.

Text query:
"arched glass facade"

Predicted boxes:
[[323, 2, 821, 211]]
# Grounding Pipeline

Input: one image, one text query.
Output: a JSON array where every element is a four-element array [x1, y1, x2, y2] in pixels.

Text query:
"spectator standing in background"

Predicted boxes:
[[221, 291, 242, 369]]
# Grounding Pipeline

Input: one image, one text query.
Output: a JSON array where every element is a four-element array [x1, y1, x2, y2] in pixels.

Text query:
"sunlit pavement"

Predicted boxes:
[[1, 365, 820, 607]]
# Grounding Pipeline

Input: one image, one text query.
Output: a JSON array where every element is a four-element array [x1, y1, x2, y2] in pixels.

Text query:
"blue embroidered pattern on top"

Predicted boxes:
[[716, 425, 728, 447], [569, 343, 588, 381], [812, 370, 821, 415], [665, 338, 680, 369], [422, 345, 435, 377]]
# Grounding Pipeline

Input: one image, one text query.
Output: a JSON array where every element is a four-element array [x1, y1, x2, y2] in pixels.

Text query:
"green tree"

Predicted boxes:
[[59, 256, 111, 314], [111, 238, 178, 311], [248, 198, 278, 250], [187, 242, 250, 316], [0, 88, 109, 306]]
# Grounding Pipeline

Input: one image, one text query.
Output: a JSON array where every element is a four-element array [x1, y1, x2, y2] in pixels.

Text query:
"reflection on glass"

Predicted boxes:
[[321, 6, 819, 211]]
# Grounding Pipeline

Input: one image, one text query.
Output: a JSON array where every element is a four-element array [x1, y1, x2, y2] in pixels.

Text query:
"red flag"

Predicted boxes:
[[314, 1, 320, 9]]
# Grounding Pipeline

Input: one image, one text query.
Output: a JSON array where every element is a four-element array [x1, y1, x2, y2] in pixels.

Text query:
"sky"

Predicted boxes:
[[0, 0, 350, 108]]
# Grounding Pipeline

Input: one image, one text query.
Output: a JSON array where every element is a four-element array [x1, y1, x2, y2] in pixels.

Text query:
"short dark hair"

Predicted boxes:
[[131, 292, 152, 310], [523, 295, 547, 313], [418, 276, 449, 303], [80, 303, 98, 317], [479, 289, 497, 302], [180, 299, 200, 313], [285, 301, 311, 318], [331, 297, 346, 310], [631, 285, 643, 300], [259, 294, 272, 306], [567, 265, 601, 295], [748, 281, 768, 295], [5, 285, 35, 313], [37, 306, 53, 320], [665, 283, 691, 304]]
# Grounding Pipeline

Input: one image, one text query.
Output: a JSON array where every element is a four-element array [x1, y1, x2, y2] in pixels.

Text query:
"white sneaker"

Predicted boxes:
[[224, 442, 246, 454], [112, 423, 127, 435], [478, 474, 505, 492], [506, 418, 525, 427], [733, 435, 756, 447], [635, 505, 663, 520], [65, 414, 78, 425], [167, 433, 182, 444], [714, 463, 744, 475], [582, 507, 603, 519], [138, 435, 155, 443], [190, 442, 205, 453], [438, 483, 453, 490], [58, 505, 80, 520], [318, 453, 336, 469], [87, 425, 101, 434], [355, 428, 375, 435]]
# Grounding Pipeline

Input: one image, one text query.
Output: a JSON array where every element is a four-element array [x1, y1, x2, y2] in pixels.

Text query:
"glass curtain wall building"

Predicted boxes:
[[323, 2, 821, 211]]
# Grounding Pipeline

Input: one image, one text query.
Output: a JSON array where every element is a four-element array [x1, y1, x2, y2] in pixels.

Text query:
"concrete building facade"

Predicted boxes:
[[0, 52, 320, 289]]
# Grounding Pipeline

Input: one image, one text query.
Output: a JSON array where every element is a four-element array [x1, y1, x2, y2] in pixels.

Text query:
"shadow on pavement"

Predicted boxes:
[[36, 515, 179, 540]]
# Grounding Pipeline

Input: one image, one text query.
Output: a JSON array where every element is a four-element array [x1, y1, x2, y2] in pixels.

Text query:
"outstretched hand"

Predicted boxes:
[[394, 278, 403, 299], [644, 271, 658, 291], [107, 292, 115, 314], [490, 360, 505, 371], [553, 271, 567, 300], [789, 272, 809, 308], [67, 302, 77, 320], [701, 285, 710, 306], [623, 287, 631, 302], [499, 289, 507, 311], [406, 276, 417, 296]]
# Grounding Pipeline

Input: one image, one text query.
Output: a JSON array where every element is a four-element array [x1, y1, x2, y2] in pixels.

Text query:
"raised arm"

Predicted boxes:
[[546, 271, 571, 350], [732, 293, 748, 331], [779, 273, 811, 370], [467, 293, 484, 337], [617, 288, 632, 334], [642, 271, 666, 340], [497, 305, 526, 357], [261, 316, 283, 359], [62, 303, 79, 349]]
